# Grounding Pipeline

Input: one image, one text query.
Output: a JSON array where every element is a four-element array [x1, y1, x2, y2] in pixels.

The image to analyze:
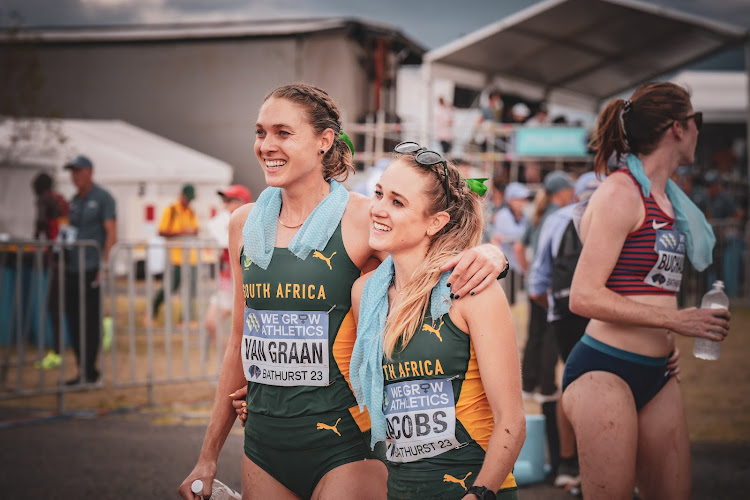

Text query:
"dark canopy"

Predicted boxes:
[[425, 0, 748, 108]]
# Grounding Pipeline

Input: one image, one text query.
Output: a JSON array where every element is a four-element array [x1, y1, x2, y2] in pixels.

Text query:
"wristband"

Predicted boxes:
[[497, 260, 510, 280]]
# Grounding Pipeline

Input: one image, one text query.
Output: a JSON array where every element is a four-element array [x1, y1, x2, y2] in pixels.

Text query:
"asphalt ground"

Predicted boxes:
[[0, 403, 748, 499]]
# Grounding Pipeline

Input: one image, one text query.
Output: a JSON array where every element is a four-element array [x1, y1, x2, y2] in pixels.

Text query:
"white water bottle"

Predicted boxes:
[[191, 478, 242, 500], [693, 280, 729, 360]]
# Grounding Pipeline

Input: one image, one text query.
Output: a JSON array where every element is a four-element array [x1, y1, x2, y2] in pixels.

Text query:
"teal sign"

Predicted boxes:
[[515, 127, 589, 157]]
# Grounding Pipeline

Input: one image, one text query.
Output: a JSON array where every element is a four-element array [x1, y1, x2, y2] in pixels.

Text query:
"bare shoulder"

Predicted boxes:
[[352, 271, 375, 301], [451, 280, 508, 331], [351, 271, 376, 319], [584, 173, 643, 234], [345, 192, 371, 221], [229, 203, 253, 244], [594, 172, 642, 207]]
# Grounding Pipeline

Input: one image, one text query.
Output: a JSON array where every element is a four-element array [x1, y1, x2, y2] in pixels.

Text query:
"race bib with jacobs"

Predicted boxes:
[[644, 227, 686, 292], [384, 378, 460, 463], [242, 308, 329, 386]]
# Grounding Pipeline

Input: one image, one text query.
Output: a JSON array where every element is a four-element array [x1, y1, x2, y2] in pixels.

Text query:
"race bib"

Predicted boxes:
[[644, 228, 685, 292], [242, 308, 329, 386], [383, 378, 460, 463]]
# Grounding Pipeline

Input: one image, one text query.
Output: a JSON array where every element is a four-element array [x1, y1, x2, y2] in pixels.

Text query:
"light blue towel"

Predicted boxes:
[[241, 180, 349, 269], [350, 255, 453, 448], [625, 154, 714, 271]]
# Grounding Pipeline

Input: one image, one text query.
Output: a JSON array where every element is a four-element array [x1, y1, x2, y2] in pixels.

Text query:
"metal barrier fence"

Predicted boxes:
[[0, 239, 228, 412], [0, 221, 747, 411]]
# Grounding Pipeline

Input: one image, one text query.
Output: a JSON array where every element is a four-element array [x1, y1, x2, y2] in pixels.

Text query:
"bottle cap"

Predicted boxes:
[[191, 479, 203, 495]]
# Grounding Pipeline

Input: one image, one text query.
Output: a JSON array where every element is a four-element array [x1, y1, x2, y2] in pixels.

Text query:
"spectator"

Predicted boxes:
[[205, 184, 251, 346], [526, 102, 550, 126], [527, 171, 602, 489], [510, 102, 531, 124], [474, 89, 505, 152], [515, 170, 575, 476], [435, 96, 454, 154], [492, 182, 530, 275], [151, 183, 199, 323], [31, 172, 69, 370], [62, 155, 116, 385], [704, 170, 744, 297]]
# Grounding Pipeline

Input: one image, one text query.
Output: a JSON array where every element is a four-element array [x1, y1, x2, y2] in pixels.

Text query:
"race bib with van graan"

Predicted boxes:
[[384, 378, 460, 463], [644, 228, 686, 292], [242, 308, 329, 386]]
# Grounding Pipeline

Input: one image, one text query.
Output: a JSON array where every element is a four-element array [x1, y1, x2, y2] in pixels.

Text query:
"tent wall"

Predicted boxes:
[[1, 24, 419, 196]]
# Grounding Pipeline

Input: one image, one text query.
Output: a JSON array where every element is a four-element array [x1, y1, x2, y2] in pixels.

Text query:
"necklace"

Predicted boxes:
[[278, 218, 304, 229]]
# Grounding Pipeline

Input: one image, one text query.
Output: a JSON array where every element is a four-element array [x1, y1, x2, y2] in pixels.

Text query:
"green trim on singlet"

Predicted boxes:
[[241, 222, 361, 417]]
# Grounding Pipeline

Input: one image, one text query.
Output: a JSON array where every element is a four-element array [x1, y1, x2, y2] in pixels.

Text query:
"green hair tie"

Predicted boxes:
[[339, 131, 355, 158], [465, 178, 488, 196]]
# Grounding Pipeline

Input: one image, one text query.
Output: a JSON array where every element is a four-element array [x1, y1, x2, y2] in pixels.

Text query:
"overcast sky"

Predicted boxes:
[[1, 0, 749, 50]]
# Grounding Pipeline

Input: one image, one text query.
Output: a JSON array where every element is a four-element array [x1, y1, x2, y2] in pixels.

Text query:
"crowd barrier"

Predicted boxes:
[[0, 239, 228, 412], [0, 222, 747, 412]]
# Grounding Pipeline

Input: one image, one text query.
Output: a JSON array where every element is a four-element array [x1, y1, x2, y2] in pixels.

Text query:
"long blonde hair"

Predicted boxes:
[[382, 154, 484, 359]]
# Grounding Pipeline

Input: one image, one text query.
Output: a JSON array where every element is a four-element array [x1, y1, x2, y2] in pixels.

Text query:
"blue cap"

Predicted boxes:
[[574, 171, 601, 202], [64, 155, 93, 170], [504, 182, 531, 200], [703, 170, 720, 185], [543, 171, 574, 194]]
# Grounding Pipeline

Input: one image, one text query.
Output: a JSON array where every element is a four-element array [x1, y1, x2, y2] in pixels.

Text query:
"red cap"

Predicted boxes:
[[217, 184, 251, 204]]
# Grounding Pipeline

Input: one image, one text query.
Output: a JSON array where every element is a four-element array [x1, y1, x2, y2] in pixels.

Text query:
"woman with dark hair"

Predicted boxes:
[[565, 82, 731, 499], [178, 84, 507, 500], [350, 144, 525, 500]]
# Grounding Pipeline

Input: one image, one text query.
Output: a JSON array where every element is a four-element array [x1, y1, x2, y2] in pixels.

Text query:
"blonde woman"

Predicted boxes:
[[351, 143, 525, 500]]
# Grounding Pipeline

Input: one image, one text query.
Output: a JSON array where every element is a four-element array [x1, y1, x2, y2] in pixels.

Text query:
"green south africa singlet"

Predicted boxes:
[[382, 304, 517, 499], [240, 222, 365, 420]]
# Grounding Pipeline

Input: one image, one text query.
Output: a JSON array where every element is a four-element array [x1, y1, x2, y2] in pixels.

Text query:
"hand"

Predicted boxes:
[[667, 346, 681, 383], [230, 385, 248, 426], [670, 307, 730, 341], [439, 244, 507, 298], [178, 460, 217, 499]]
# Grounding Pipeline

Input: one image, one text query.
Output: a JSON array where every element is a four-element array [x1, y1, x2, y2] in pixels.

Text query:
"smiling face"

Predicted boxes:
[[254, 97, 327, 188], [369, 159, 447, 256]]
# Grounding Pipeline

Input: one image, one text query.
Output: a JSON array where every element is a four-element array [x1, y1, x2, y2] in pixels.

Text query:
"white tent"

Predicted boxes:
[[671, 70, 748, 124], [0, 118, 234, 242]]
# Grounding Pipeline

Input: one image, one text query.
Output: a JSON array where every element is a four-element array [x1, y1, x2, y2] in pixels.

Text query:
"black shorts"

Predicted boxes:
[[244, 409, 373, 498], [562, 334, 671, 411]]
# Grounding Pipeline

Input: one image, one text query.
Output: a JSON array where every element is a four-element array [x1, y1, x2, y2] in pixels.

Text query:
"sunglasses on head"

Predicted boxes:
[[393, 141, 451, 209], [659, 111, 702, 133]]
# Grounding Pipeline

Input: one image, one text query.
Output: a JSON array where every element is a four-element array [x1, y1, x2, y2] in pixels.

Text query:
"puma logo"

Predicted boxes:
[[312, 250, 337, 270], [316, 417, 342, 436], [422, 320, 444, 342], [443, 472, 472, 491], [652, 220, 668, 230]]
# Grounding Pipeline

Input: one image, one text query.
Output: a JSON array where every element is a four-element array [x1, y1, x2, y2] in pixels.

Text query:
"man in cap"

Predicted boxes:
[[204, 185, 251, 346], [492, 182, 531, 275], [63, 155, 116, 384], [527, 170, 602, 489], [151, 183, 199, 323]]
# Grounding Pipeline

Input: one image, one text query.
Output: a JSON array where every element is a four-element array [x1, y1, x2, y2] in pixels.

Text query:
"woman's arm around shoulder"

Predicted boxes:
[[452, 282, 526, 494]]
